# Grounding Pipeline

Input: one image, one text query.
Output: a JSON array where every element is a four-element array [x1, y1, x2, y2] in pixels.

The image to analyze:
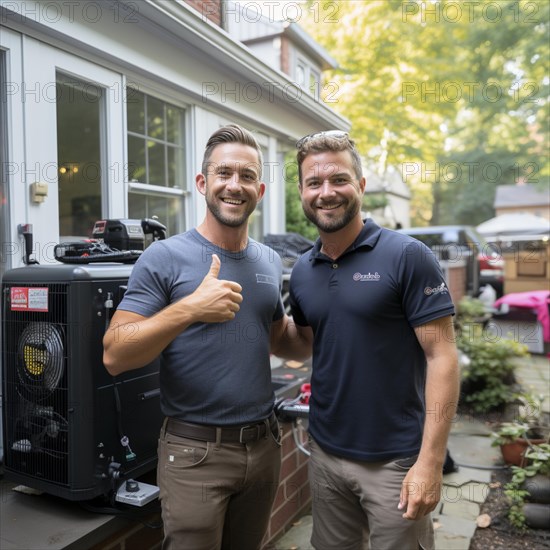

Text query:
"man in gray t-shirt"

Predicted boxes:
[[104, 125, 312, 550]]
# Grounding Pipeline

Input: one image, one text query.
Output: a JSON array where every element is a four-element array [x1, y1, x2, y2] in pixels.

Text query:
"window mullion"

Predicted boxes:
[[144, 95, 149, 185], [164, 103, 168, 187]]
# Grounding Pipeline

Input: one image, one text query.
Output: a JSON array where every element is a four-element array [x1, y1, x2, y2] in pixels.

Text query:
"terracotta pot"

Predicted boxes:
[[500, 438, 546, 466], [523, 503, 550, 529]]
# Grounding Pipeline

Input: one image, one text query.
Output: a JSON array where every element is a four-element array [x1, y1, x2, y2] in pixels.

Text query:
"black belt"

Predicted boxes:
[[165, 413, 278, 444]]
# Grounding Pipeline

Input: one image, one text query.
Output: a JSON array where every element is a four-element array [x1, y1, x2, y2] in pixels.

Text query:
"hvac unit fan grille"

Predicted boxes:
[[3, 283, 69, 485]]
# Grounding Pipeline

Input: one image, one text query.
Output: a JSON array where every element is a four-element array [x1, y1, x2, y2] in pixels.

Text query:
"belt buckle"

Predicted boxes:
[[239, 424, 260, 443]]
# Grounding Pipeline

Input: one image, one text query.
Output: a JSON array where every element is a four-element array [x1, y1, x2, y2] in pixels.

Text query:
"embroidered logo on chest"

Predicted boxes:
[[353, 272, 381, 282], [256, 274, 277, 286]]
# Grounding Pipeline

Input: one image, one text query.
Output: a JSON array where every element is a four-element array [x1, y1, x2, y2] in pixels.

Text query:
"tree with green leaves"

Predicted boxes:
[[299, 0, 549, 227]]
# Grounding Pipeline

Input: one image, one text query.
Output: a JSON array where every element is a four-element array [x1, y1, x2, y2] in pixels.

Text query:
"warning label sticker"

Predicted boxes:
[[10, 287, 49, 312]]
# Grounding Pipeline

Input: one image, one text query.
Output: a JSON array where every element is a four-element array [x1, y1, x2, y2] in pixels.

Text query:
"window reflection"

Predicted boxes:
[[127, 89, 186, 242], [56, 74, 102, 238], [126, 88, 185, 187], [128, 193, 182, 246], [127, 89, 145, 134]]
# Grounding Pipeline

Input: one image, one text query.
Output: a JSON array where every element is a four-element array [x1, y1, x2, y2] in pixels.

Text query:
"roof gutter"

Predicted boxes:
[[136, 0, 349, 131]]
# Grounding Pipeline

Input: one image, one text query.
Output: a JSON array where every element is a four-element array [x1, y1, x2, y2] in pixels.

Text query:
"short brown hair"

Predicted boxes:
[[202, 124, 263, 178], [296, 132, 362, 184]]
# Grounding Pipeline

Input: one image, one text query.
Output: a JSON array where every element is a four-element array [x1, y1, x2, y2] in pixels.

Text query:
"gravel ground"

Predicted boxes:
[[469, 467, 550, 550]]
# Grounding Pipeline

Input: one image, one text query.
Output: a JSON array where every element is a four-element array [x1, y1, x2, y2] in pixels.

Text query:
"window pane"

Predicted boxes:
[[147, 194, 181, 237], [128, 135, 146, 182], [148, 140, 165, 186], [127, 92, 185, 189], [127, 88, 144, 134], [248, 210, 263, 241], [167, 146, 185, 188], [128, 192, 146, 220], [296, 63, 306, 87], [128, 193, 182, 245], [310, 71, 320, 97], [147, 96, 165, 140], [57, 74, 102, 238], [127, 92, 186, 237], [166, 106, 183, 144]]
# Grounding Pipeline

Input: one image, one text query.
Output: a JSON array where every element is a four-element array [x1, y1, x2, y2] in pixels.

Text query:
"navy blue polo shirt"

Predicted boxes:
[[289, 220, 455, 462]]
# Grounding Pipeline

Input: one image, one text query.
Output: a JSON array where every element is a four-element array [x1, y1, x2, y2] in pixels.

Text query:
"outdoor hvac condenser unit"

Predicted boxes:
[[1, 263, 162, 501]]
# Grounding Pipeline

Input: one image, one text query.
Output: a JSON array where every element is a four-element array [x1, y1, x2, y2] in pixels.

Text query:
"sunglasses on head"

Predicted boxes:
[[296, 130, 349, 149]]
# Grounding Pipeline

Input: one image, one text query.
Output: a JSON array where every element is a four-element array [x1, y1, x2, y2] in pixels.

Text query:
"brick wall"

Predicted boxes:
[[264, 421, 311, 546], [184, 0, 222, 26], [280, 35, 290, 75], [446, 262, 467, 305], [89, 515, 163, 550]]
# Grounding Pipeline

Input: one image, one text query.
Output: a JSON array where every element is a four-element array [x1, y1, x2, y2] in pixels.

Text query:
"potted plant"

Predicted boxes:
[[491, 393, 548, 466], [505, 443, 550, 530], [491, 422, 544, 466]]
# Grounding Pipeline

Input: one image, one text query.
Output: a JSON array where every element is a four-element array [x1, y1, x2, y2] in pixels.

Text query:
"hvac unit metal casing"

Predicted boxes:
[[1, 263, 162, 500]]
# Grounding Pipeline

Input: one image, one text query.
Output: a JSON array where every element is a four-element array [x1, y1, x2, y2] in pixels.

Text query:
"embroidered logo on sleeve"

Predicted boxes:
[[424, 282, 448, 296]]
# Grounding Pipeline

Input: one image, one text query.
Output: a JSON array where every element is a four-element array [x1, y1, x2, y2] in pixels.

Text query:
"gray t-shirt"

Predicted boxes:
[[118, 228, 284, 425]]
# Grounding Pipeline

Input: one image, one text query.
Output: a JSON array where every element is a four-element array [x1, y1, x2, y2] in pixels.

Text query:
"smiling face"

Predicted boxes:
[[299, 149, 365, 233], [197, 142, 265, 228]]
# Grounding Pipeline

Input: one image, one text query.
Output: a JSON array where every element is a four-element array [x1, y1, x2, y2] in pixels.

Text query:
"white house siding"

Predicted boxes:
[[0, 0, 350, 464], [0, 0, 349, 272]]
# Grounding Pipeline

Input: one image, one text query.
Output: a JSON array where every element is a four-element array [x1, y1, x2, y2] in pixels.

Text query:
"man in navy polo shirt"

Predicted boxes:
[[289, 131, 460, 550]]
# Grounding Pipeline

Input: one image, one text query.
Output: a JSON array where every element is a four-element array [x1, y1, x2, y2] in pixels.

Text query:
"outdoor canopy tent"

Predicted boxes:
[[477, 212, 550, 239]]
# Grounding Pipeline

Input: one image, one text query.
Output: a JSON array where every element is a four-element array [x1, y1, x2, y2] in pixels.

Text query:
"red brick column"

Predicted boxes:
[[446, 262, 467, 305], [264, 420, 311, 545]]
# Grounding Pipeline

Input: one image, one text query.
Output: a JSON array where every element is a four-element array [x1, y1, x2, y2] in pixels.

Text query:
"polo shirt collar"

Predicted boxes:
[[310, 219, 383, 263]]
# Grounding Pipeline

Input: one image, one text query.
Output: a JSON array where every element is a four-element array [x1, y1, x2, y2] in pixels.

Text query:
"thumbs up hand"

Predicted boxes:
[[206, 252, 222, 279], [186, 254, 243, 323]]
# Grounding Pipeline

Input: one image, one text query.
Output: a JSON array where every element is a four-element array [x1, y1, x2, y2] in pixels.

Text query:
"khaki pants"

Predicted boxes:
[[157, 420, 282, 550], [309, 438, 434, 550]]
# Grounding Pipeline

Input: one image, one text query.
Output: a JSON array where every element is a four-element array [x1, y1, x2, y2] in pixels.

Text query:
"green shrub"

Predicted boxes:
[[457, 296, 486, 319], [458, 324, 528, 413]]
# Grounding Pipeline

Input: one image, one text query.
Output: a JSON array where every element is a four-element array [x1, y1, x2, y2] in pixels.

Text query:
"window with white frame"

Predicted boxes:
[[309, 68, 321, 98], [296, 61, 307, 88], [127, 88, 187, 240], [295, 56, 321, 98]]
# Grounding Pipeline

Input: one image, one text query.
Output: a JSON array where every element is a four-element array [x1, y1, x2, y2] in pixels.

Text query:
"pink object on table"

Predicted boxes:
[[494, 290, 550, 343]]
